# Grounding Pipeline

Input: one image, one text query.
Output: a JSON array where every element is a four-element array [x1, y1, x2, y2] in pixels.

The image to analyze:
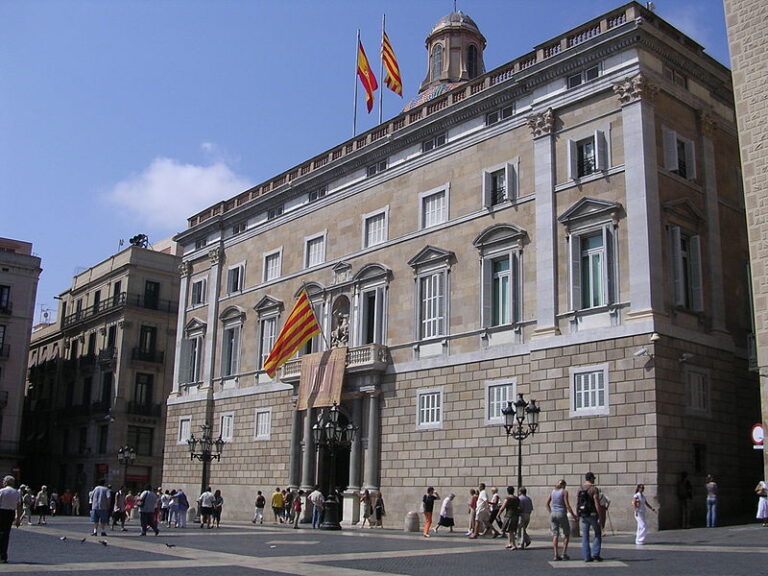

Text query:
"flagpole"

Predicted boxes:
[[378, 14, 386, 124], [353, 29, 360, 136]]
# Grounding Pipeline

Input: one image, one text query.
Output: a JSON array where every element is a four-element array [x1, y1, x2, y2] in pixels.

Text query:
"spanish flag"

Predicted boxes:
[[357, 38, 379, 113], [263, 290, 322, 378], [382, 31, 402, 96]]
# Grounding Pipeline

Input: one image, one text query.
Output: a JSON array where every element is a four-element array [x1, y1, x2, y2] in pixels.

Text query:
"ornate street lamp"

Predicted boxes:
[[501, 393, 541, 489], [187, 423, 225, 500], [117, 445, 136, 487], [313, 403, 357, 530]]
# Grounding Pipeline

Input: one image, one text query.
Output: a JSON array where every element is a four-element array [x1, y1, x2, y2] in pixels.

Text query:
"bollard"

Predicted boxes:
[[404, 511, 420, 532]]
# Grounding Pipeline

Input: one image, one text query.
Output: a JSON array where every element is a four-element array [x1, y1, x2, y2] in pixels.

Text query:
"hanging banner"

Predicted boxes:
[[297, 347, 347, 411]]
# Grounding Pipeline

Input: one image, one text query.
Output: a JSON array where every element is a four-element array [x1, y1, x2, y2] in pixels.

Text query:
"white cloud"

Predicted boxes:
[[108, 157, 254, 230]]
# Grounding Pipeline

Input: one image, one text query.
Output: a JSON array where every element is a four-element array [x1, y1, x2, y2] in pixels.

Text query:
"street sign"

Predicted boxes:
[[752, 423, 764, 450]]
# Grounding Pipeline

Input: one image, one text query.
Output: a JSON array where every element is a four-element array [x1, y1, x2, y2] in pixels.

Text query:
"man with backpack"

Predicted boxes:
[[577, 472, 603, 563]]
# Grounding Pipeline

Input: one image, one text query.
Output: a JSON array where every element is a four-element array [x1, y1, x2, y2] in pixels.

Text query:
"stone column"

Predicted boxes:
[[614, 74, 664, 319], [202, 246, 224, 389], [528, 108, 559, 338], [699, 111, 727, 334], [288, 399, 300, 490], [362, 388, 380, 491], [171, 261, 191, 396], [343, 394, 363, 526], [300, 408, 314, 491]]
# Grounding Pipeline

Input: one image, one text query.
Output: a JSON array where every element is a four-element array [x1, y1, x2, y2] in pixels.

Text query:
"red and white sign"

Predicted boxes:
[[752, 424, 764, 450]]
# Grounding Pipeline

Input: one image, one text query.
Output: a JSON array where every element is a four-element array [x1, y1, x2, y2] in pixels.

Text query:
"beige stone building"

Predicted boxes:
[[24, 239, 180, 504], [724, 0, 768, 479], [164, 2, 758, 531], [0, 238, 41, 476]]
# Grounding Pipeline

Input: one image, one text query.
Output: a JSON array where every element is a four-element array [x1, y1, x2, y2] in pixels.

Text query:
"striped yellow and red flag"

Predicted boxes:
[[381, 31, 402, 96], [357, 39, 379, 113], [263, 290, 321, 378]]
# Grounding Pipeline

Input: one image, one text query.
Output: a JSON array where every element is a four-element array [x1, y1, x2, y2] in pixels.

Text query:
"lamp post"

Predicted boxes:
[[117, 445, 136, 487], [501, 393, 541, 489], [312, 402, 357, 530], [187, 423, 225, 499]]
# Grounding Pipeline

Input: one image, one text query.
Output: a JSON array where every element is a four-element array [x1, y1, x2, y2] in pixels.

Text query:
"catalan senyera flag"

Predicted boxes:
[[381, 31, 402, 96], [263, 290, 322, 378], [357, 39, 379, 113]]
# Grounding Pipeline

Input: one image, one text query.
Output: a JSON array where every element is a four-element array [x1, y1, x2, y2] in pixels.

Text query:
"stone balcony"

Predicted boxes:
[[279, 343, 390, 383]]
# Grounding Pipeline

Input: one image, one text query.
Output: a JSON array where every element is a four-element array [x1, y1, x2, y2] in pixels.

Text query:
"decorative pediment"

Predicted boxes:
[[472, 224, 528, 250], [558, 197, 624, 229], [296, 282, 325, 298], [184, 317, 207, 335], [663, 199, 706, 227], [353, 263, 392, 283], [407, 245, 456, 270], [253, 295, 283, 314], [332, 261, 352, 285], [219, 305, 246, 323]]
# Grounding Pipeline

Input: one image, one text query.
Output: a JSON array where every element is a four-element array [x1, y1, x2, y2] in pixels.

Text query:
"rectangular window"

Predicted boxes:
[[367, 160, 388, 177], [0, 285, 10, 312], [134, 373, 153, 406], [417, 388, 443, 429], [686, 368, 710, 415], [663, 66, 687, 88], [259, 317, 277, 370], [267, 205, 284, 220], [92, 290, 101, 314], [482, 252, 521, 328], [483, 163, 517, 207], [663, 128, 696, 180], [420, 272, 445, 339], [139, 325, 157, 355], [567, 131, 607, 180], [361, 287, 385, 345], [178, 417, 191, 444], [82, 377, 92, 406], [305, 235, 325, 268], [144, 281, 160, 309], [567, 65, 600, 88], [569, 225, 616, 311], [255, 409, 272, 440], [263, 251, 281, 282], [221, 326, 240, 377], [0, 325, 5, 350], [98, 425, 108, 454], [486, 104, 515, 125], [492, 257, 511, 325], [190, 279, 207, 306], [422, 133, 447, 153], [570, 365, 609, 416], [671, 226, 703, 311], [181, 337, 202, 383], [364, 211, 387, 248], [112, 281, 121, 306], [195, 238, 207, 250], [220, 413, 234, 441], [421, 190, 447, 228], [309, 188, 326, 202], [227, 265, 244, 294], [232, 221, 247, 235], [127, 425, 153, 456], [486, 380, 515, 423]]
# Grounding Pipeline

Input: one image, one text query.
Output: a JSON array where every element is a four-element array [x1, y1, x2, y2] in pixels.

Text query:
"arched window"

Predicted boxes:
[[467, 44, 478, 78], [431, 44, 443, 82]]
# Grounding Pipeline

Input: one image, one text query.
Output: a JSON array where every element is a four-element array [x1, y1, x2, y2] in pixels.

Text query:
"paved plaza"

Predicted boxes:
[[4, 517, 768, 575]]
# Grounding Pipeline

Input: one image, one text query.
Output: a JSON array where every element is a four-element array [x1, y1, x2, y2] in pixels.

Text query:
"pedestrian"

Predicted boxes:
[[283, 489, 293, 524], [34, 485, 49, 525], [498, 486, 520, 550], [487, 487, 502, 533], [72, 493, 80, 517], [359, 489, 373, 528], [577, 472, 603, 562], [373, 491, 385, 528], [517, 487, 533, 548], [125, 491, 134, 521], [308, 486, 324, 529], [677, 471, 693, 529], [546, 479, 575, 561], [705, 474, 718, 528], [49, 490, 58, 516], [271, 487, 284, 524], [111, 486, 127, 531], [173, 489, 189, 528], [633, 484, 656, 544], [90, 479, 110, 537], [466, 488, 477, 536], [756, 480, 768, 526], [19, 486, 32, 526], [470, 483, 491, 538], [292, 490, 303, 528], [252, 490, 266, 524], [197, 486, 215, 528], [213, 489, 224, 528], [60, 490, 72, 516], [434, 493, 455, 533], [167, 489, 178, 527], [160, 490, 171, 524], [422, 486, 439, 537], [137, 484, 160, 536], [0, 475, 22, 564]]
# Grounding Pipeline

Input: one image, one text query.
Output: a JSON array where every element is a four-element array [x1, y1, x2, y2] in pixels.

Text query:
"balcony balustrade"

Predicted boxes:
[[131, 348, 165, 363], [280, 343, 389, 382]]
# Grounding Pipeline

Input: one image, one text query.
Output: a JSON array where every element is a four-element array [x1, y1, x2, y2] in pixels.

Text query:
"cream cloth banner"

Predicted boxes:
[[296, 347, 347, 411]]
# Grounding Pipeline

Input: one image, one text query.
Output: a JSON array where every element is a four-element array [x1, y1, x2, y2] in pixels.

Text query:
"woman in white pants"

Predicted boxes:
[[632, 484, 656, 544]]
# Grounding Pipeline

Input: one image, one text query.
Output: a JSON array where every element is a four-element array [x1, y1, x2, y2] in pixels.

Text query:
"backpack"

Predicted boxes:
[[577, 488, 596, 516]]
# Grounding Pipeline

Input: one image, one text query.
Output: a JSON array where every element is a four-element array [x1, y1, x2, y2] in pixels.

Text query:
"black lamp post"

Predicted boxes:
[[312, 403, 357, 530], [117, 445, 136, 487], [187, 423, 225, 499], [501, 393, 541, 489]]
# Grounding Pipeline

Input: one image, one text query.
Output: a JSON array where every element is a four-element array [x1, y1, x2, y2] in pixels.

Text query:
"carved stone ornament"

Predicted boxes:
[[179, 261, 192, 277], [698, 110, 717, 137], [208, 246, 224, 265], [527, 107, 555, 137], [613, 74, 658, 105]]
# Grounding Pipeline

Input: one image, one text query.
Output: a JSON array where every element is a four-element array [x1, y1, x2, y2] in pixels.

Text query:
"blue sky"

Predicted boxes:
[[0, 0, 730, 321]]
